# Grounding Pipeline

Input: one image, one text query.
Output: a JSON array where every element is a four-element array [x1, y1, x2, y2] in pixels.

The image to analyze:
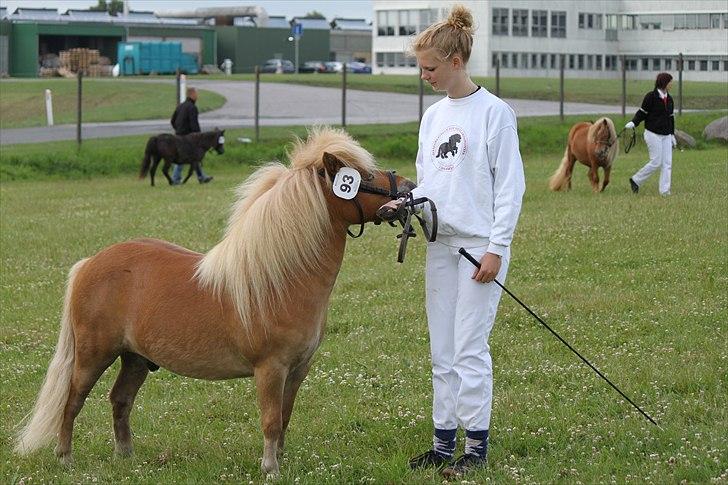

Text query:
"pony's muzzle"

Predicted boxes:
[[398, 179, 417, 194]]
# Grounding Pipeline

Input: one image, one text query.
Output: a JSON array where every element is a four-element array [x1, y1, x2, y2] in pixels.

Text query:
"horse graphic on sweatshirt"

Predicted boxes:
[[436, 134, 462, 159]]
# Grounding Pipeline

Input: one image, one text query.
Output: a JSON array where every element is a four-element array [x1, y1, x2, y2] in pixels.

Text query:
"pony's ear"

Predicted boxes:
[[322, 152, 344, 178]]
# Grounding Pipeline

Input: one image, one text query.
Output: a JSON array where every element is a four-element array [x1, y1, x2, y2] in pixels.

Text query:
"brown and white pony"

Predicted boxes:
[[14, 127, 415, 476], [549, 117, 619, 192]]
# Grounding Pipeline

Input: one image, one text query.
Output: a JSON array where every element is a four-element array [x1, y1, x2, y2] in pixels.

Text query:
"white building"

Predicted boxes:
[[372, 0, 728, 81]]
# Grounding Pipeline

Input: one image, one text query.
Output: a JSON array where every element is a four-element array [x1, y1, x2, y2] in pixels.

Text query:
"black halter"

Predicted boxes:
[[318, 168, 403, 238], [346, 170, 401, 238]]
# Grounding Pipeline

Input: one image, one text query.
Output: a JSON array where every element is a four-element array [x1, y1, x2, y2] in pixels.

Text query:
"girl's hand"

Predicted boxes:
[[472, 252, 501, 283], [376, 198, 404, 221]]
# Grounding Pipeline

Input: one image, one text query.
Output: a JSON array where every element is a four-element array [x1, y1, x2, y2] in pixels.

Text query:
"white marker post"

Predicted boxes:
[[45, 89, 54, 126], [179, 74, 187, 104]]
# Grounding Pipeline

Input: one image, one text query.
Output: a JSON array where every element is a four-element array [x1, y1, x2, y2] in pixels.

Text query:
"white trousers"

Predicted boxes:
[[632, 130, 673, 195], [425, 242, 510, 431]]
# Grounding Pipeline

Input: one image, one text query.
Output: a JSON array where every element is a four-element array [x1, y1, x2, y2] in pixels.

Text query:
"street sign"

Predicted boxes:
[[292, 22, 303, 38]]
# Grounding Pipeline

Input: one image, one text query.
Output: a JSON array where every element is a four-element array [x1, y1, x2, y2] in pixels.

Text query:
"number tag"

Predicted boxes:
[[218, 136, 225, 144], [332, 167, 361, 200]]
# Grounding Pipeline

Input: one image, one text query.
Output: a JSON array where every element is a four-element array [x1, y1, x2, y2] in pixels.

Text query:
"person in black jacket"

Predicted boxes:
[[171, 87, 213, 184], [625, 72, 675, 196]]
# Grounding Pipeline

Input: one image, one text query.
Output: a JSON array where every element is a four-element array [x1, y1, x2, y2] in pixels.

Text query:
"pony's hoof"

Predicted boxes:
[[56, 451, 74, 467], [114, 442, 134, 457], [261, 459, 280, 477]]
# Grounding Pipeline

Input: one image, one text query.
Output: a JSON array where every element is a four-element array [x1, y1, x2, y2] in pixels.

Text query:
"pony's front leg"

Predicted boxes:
[[279, 361, 312, 457], [601, 166, 611, 192], [182, 164, 194, 184], [588, 164, 600, 193], [255, 362, 287, 477]]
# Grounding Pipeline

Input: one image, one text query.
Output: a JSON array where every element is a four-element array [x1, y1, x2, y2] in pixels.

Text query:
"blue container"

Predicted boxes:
[[117, 42, 140, 75], [117, 41, 196, 75]]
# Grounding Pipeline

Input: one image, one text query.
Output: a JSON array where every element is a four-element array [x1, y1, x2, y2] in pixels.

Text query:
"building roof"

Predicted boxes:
[[331, 18, 371, 31], [6, 8, 204, 26], [11, 8, 61, 21], [114, 11, 160, 24], [291, 17, 330, 30], [64, 10, 113, 22], [1, 7, 7, 20], [264, 15, 290, 29]]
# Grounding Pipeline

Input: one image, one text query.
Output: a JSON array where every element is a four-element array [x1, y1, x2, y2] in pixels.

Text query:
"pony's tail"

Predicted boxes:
[[14, 258, 88, 455], [548, 145, 572, 191], [139, 137, 156, 179]]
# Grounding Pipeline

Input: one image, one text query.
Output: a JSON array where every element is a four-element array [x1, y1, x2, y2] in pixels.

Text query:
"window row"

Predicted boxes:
[[376, 9, 437, 36], [616, 13, 726, 30], [578, 13, 603, 29], [493, 52, 619, 70], [375, 51, 418, 68], [493, 8, 566, 37], [492, 52, 728, 72]]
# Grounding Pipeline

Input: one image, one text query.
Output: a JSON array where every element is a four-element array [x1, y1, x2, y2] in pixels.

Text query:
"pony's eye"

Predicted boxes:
[[364, 172, 375, 181]]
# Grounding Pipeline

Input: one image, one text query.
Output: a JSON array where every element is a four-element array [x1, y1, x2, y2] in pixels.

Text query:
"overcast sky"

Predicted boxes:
[[0, 0, 374, 22]]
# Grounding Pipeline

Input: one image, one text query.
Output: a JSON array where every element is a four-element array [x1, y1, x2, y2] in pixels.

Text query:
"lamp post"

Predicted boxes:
[[291, 22, 302, 73]]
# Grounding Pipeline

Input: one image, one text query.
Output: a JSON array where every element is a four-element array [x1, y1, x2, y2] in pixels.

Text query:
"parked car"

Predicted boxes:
[[324, 61, 343, 73], [299, 61, 327, 73], [346, 61, 372, 74], [261, 59, 295, 73]]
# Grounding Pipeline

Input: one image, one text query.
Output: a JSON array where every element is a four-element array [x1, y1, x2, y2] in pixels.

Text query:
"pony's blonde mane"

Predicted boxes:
[[195, 126, 377, 332], [588, 117, 619, 165]]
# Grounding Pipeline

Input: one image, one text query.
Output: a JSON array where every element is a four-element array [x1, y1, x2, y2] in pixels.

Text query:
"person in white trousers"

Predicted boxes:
[[378, 4, 525, 478], [626, 72, 676, 196]]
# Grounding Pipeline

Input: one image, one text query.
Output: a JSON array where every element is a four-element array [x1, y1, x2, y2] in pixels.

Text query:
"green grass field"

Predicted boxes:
[[0, 79, 226, 129], [1, 115, 726, 483]]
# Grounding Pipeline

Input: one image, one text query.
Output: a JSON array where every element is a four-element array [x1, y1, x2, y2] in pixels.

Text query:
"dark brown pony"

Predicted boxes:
[[549, 117, 618, 192], [139, 129, 225, 186], [15, 127, 414, 477]]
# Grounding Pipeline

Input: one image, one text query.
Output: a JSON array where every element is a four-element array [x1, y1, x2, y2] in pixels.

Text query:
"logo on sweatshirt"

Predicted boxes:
[[431, 126, 466, 171]]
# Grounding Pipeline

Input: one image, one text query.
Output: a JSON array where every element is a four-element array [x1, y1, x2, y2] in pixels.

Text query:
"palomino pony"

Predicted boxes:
[[15, 127, 415, 476], [139, 129, 225, 186], [549, 117, 618, 192]]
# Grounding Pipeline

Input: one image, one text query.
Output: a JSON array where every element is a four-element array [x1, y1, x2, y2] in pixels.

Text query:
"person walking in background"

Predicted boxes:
[[626, 72, 675, 196], [171, 87, 213, 185], [378, 4, 525, 478]]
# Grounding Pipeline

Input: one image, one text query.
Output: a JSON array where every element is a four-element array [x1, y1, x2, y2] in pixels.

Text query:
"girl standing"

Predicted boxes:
[[626, 72, 676, 195], [379, 4, 525, 477]]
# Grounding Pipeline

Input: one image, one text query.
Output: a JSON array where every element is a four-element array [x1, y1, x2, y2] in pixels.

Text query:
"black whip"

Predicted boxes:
[[458, 247, 658, 427]]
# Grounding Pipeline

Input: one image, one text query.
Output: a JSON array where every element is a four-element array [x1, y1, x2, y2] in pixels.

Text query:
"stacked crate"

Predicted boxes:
[[57, 48, 110, 77]]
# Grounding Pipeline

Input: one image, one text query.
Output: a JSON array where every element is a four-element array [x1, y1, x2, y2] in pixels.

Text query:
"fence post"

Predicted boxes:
[[621, 55, 626, 118], [45, 89, 54, 126], [255, 65, 260, 143], [559, 55, 565, 122], [495, 57, 500, 97], [76, 71, 83, 148], [179, 74, 187, 104], [418, 69, 424, 124], [176, 69, 181, 106], [342, 63, 347, 128], [678, 52, 683, 116]]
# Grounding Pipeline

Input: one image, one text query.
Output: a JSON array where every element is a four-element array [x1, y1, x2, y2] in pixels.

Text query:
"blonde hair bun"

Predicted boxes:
[[447, 4, 474, 35]]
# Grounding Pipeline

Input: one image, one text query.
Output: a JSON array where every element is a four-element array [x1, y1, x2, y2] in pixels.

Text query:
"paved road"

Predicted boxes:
[[1, 80, 639, 145]]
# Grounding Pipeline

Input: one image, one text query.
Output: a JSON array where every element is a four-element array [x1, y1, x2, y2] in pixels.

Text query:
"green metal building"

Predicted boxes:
[[216, 16, 330, 73], [3, 9, 216, 78]]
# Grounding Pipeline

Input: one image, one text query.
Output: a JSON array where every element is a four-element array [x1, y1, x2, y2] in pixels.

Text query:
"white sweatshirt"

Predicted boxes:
[[410, 87, 526, 256]]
